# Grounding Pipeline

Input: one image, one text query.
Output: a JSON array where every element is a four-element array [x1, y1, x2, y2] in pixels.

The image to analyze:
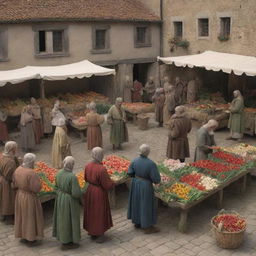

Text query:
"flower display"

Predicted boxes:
[[165, 183, 192, 200], [180, 172, 206, 191], [212, 151, 245, 165], [163, 159, 187, 171], [213, 214, 246, 232]]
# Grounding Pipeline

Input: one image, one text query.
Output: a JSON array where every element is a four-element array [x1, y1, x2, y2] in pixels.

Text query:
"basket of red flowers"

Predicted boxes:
[[211, 210, 246, 249]]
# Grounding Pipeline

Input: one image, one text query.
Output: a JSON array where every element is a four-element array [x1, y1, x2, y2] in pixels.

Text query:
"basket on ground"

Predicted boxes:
[[137, 114, 150, 130], [211, 210, 246, 249]]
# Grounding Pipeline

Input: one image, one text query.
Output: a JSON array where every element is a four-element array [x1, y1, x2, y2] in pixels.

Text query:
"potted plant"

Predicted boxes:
[[168, 37, 190, 52]]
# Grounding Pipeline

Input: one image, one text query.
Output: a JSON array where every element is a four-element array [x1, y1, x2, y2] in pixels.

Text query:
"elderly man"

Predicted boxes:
[[187, 79, 199, 103], [53, 156, 81, 250], [107, 98, 128, 150], [83, 147, 114, 243], [52, 118, 71, 169], [13, 153, 43, 245], [167, 106, 192, 162], [31, 98, 43, 144], [84, 102, 104, 150], [144, 76, 156, 103], [227, 90, 244, 141], [127, 144, 161, 234], [194, 120, 218, 161], [152, 88, 165, 127], [163, 85, 177, 126], [175, 77, 185, 105], [0, 141, 19, 224], [163, 76, 171, 93]]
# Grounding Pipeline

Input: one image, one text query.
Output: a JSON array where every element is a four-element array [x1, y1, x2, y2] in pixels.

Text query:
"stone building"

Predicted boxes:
[[0, 0, 161, 101]]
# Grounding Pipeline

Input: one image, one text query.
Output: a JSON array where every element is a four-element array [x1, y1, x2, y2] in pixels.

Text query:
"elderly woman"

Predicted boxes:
[[163, 85, 177, 126], [20, 105, 36, 152], [84, 102, 104, 150], [107, 97, 128, 150], [127, 144, 161, 234], [52, 118, 71, 169], [0, 109, 8, 144], [227, 90, 244, 141], [167, 106, 192, 162], [51, 100, 66, 128], [53, 156, 81, 250], [31, 97, 44, 144], [13, 153, 44, 245], [0, 141, 19, 223], [152, 88, 165, 127], [194, 119, 218, 161], [83, 147, 114, 243]]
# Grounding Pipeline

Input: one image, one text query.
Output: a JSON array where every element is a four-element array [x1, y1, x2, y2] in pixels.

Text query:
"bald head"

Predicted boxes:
[[92, 147, 104, 162], [22, 153, 36, 169], [139, 144, 150, 157]]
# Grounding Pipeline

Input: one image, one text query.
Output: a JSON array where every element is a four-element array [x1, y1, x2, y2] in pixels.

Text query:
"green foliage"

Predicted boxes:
[[96, 103, 112, 114], [218, 35, 230, 41]]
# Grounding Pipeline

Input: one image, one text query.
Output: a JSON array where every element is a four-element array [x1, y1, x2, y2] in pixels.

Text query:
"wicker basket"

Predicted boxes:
[[211, 211, 246, 249], [137, 114, 150, 130]]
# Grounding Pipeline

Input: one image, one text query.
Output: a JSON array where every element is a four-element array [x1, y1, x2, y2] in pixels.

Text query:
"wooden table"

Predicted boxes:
[[155, 169, 251, 233]]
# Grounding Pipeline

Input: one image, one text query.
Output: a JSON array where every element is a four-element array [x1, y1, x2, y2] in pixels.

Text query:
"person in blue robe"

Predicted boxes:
[[127, 144, 161, 234]]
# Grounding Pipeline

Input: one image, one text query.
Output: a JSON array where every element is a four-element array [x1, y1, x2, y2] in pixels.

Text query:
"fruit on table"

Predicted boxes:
[[213, 214, 246, 232], [222, 143, 256, 158], [212, 151, 245, 165], [180, 172, 206, 191], [165, 183, 191, 200], [103, 155, 130, 176], [35, 161, 57, 184], [76, 171, 86, 188], [40, 180, 54, 193]]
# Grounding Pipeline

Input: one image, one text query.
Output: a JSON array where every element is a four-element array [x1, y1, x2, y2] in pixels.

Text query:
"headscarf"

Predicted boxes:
[[63, 156, 75, 172], [203, 119, 219, 135], [20, 106, 33, 126], [175, 106, 186, 117], [91, 147, 104, 163], [22, 153, 36, 169], [234, 90, 243, 99], [116, 97, 123, 104], [56, 118, 66, 127], [139, 144, 150, 157], [88, 102, 96, 111], [3, 141, 17, 157]]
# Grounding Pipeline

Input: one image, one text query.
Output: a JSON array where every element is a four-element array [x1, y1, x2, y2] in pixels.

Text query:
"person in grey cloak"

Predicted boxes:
[[194, 119, 218, 161], [127, 144, 161, 234]]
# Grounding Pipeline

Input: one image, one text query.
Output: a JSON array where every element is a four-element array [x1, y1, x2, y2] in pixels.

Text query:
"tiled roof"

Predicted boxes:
[[0, 0, 161, 23]]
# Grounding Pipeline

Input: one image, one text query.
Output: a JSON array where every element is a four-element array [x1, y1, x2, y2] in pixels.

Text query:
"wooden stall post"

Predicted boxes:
[[178, 210, 188, 233], [40, 80, 45, 99]]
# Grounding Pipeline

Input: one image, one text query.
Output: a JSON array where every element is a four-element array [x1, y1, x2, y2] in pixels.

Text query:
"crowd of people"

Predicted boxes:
[[0, 75, 245, 250]]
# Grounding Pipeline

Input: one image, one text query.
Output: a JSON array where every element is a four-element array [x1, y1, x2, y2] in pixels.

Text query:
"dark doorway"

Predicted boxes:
[[133, 63, 151, 85]]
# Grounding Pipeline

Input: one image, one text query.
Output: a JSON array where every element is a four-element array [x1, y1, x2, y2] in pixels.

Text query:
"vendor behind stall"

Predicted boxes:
[[144, 76, 156, 103], [0, 109, 8, 144], [31, 98, 44, 144], [194, 119, 218, 161]]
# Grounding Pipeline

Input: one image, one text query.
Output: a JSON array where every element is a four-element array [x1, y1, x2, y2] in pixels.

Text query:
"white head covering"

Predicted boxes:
[[234, 90, 243, 98], [57, 118, 66, 127], [88, 102, 96, 111], [139, 144, 150, 157], [91, 147, 104, 162], [22, 153, 36, 169], [63, 156, 75, 172], [203, 119, 219, 134], [116, 97, 123, 104], [3, 141, 17, 157]]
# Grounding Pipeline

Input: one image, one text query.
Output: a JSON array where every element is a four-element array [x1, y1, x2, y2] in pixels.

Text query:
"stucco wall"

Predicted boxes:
[[0, 21, 160, 70], [162, 0, 256, 57]]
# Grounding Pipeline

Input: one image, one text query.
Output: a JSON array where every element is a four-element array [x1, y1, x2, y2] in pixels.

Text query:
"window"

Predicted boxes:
[[173, 21, 183, 38], [91, 25, 111, 54], [33, 26, 68, 57], [134, 25, 151, 47], [0, 28, 8, 61], [198, 18, 209, 37], [220, 17, 231, 37]]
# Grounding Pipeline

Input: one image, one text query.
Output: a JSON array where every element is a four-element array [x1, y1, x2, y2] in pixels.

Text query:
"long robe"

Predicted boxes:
[[132, 81, 143, 102], [152, 93, 165, 124], [31, 104, 44, 144], [83, 161, 114, 236], [123, 81, 132, 103], [0, 121, 8, 142], [187, 80, 198, 103], [53, 169, 81, 244], [13, 166, 44, 241], [167, 115, 192, 160], [20, 122, 36, 151], [163, 92, 176, 125], [175, 81, 184, 105], [127, 156, 161, 229], [228, 97, 244, 138], [107, 105, 128, 146], [144, 81, 156, 103], [194, 127, 216, 161], [84, 112, 104, 150], [51, 108, 66, 127], [52, 126, 71, 169], [42, 108, 53, 134], [0, 155, 19, 216]]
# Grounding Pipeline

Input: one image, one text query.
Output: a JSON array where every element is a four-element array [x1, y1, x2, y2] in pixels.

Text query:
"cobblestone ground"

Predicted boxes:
[[1, 115, 256, 256]]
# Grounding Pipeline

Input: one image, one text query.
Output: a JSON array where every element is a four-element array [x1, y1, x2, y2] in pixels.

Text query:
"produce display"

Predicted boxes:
[[162, 159, 186, 171], [122, 102, 155, 114], [221, 143, 256, 160]]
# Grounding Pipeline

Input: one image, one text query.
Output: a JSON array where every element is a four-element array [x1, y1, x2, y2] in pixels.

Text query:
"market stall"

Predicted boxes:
[[154, 144, 256, 232]]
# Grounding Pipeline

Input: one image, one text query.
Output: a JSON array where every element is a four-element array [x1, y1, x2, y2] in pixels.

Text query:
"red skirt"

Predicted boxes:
[[0, 121, 8, 142]]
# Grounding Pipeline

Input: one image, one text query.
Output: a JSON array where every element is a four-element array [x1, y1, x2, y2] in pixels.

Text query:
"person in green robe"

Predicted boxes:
[[107, 97, 129, 150], [227, 90, 244, 141], [53, 156, 82, 250], [194, 119, 218, 161]]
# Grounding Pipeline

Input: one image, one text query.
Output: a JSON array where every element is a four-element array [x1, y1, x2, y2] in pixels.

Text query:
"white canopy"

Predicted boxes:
[[0, 60, 115, 87], [158, 51, 256, 77]]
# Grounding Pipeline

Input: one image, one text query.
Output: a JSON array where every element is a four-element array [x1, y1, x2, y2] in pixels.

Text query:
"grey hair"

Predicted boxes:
[[206, 119, 219, 129], [91, 147, 104, 163], [3, 141, 17, 157], [63, 156, 75, 172], [22, 153, 36, 169], [116, 97, 123, 103], [139, 144, 150, 157], [175, 106, 185, 116], [88, 101, 96, 110]]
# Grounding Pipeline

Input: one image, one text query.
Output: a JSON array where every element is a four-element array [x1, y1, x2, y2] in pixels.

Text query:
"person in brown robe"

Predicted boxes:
[[31, 98, 44, 144], [20, 105, 36, 152], [83, 147, 114, 243], [175, 77, 185, 105], [0, 110, 8, 144], [84, 102, 104, 150], [132, 80, 143, 102], [13, 153, 44, 244], [163, 85, 177, 126], [0, 141, 19, 223], [166, 106, 192, 162], [152, 88, 165, 127]]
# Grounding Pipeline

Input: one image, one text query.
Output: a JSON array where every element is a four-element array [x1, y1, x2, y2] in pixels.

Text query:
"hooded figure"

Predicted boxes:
[[163, 85, 177, 126], [53, 156, 82, 250], [152, 88, 165, 127], [144, 76, 156, 103], [83, 147, 114, 243], [51, 100, 66, 127]]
